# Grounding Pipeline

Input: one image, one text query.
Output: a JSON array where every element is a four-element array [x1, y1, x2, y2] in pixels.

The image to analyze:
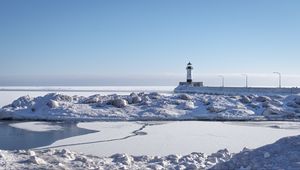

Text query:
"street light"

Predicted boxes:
[[273, 72, 282, 88], [218, 75, 224, 87], [241, 74, 248, 88]]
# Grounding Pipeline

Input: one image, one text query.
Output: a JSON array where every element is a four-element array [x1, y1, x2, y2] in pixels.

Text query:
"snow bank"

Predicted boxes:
[[0, 148, 232, 170], [211, 135, 300, 170], [1, 92, 300, 121], [1, 135, 300, 169]]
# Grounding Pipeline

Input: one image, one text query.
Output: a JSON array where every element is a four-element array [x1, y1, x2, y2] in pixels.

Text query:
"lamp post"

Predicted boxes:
[[273, 72, 282, 88], [218, 75, 224, 88], [242, 74, 248, 88]]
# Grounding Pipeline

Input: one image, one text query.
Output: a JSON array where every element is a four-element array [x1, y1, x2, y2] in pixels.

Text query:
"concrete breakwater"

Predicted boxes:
[[174, 86, 300, 95]]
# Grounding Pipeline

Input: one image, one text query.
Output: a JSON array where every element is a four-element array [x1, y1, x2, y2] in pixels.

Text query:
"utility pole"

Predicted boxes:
[[242, 74, 248, 88]]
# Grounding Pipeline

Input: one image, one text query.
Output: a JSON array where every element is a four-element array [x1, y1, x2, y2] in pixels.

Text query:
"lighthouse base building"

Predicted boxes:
[[178, 62, 204, 87], [179, 81, 203, 87]]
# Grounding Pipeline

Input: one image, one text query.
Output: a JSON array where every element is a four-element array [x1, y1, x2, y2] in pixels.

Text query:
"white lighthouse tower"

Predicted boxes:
[[186, 62, 193, 83]]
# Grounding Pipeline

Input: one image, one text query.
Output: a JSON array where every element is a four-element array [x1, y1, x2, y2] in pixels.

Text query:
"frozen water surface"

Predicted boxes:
[[39, 121, 300, 156], [10, 121, 63, 132], [0, 121, 299, 156]]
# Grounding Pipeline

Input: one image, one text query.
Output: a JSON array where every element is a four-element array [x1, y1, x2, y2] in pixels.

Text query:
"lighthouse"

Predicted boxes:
[[186, 62, 193, 83], [178, 61, 203, 87]]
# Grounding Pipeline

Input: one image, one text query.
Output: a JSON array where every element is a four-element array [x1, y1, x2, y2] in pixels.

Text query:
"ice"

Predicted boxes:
[[41, 121, 300, 156]]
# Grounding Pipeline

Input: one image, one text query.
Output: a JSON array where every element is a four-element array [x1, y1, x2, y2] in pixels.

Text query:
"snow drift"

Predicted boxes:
[[211, 135, 300, 170]]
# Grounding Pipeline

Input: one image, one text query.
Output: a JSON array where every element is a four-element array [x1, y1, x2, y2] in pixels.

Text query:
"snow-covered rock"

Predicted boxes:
[[294, 96, 300, 105], [128, 93, 142, 104], [46, 100, 59, 108], [178, 94, 192, 100], [11, 95, 33, 108], [208, 105, 227, 113], [1, 92, 300, 121], [111, 153, 133, 165], [83, 94, 101, 104], [239, 96, 251, 104], [180, 101, 195, 110], [29, 156, 47, 165], [149, 92, 161, 99], [112, 99, 128, 108], [255, 96, 271, 102], [286, 101, 300, 108]]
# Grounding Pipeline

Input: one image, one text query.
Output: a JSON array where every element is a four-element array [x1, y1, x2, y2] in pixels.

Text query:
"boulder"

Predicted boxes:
[[128, 93, 142, 103], [286, 102, 300, 108], [111, 153, 133, 165], [142, 96, 152, 105], [46, 93, 72, 102], [11, 95, 33, 108], [112, 99, 128, 108], [29, 156, 47, 165], [262, 102, 271, 108], [178, 94, 192, 100], [255, 96, 271, 103], [263, 107, 294, 118], [294, 96, 300, 105], [248, 103, 260, 109], [240, 96, 251, 104], [83, 94, 101, 104], [202, 98, 211, 105], [207, 105, 226, 113], [130, 92, 138, 97], [149, 92, 161, 99], [46, 100, 59, 108], [180, 101, 195, 110], [132, 96, 142, 103]]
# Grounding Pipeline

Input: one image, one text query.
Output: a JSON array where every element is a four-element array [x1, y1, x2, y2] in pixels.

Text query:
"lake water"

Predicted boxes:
[[1, 121, 299, 156]]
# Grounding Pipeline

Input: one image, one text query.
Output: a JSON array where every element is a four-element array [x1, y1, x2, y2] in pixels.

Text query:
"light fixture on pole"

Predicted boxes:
[[241, 74, 248, 88], [218, 75, 224, 88], [273, 72, 282, 88]]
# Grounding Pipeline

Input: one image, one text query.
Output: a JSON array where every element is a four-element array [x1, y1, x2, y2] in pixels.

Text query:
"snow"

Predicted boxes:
[[1, 92, 300, 121], [1, 135, 300, 169], [211, 135, 300, 170], [0, 148, 232, 169]]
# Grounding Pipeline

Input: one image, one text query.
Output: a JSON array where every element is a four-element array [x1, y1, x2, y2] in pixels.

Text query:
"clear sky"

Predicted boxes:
[[1, 0, 300, 86]]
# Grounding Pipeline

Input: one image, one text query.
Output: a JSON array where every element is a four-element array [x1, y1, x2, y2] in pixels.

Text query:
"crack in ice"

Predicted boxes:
[[35, 122, 150, 150]]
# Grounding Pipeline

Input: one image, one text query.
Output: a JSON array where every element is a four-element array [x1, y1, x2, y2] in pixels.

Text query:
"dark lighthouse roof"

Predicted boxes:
[[186, 62, 193, 69]]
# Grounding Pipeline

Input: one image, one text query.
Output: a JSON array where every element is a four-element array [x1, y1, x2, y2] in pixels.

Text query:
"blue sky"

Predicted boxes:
[[0, 0, 300, 86]]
